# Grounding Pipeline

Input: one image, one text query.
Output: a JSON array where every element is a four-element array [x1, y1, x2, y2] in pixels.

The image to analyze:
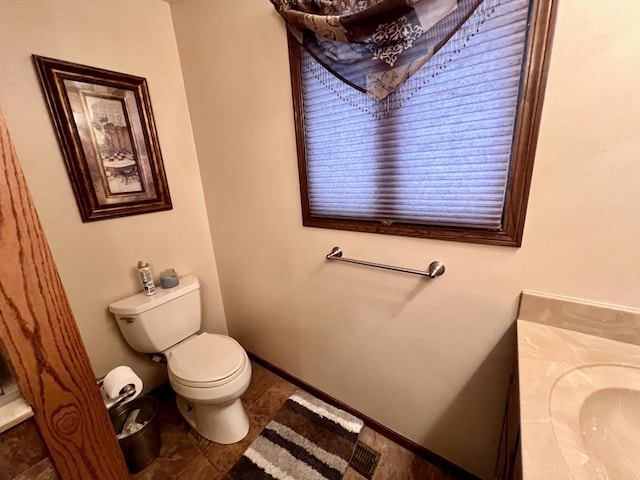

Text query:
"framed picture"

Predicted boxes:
[[33, 55, 172, 222]]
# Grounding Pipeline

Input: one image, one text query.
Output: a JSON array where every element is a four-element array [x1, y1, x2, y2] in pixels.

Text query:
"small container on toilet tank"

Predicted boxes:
[[137, 260, 156, 296]]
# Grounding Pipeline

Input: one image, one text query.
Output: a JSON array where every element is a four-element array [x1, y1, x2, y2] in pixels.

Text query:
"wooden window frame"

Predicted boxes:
[[287, 0, 557, 247]]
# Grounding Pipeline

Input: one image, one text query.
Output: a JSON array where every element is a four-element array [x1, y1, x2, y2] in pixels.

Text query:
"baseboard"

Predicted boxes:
[[247, 351, 481, 480]]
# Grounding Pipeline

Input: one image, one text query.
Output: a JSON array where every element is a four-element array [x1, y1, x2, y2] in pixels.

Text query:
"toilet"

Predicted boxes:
[[108, 275, 252, 444]]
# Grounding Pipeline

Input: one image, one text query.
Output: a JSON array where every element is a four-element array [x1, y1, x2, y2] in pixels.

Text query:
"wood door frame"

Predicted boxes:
[[0, 110, 129, 479]]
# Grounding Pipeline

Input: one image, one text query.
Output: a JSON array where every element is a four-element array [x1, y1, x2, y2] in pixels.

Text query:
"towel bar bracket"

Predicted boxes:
[[325, 247, 445, 278]]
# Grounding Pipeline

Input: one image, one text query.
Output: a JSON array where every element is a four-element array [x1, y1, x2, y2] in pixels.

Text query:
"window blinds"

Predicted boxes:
[[300, 0, 531, 229]]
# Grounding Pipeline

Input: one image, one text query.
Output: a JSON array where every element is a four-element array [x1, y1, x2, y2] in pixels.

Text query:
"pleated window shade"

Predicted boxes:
[[293, 0, 543, 241]]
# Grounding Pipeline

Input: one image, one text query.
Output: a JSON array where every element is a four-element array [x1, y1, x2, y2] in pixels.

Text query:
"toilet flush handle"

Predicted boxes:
[[118, 317, 135, 324]]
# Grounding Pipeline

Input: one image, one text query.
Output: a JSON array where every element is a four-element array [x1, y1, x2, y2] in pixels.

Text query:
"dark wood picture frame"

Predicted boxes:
[[33, 55, 172, 222]]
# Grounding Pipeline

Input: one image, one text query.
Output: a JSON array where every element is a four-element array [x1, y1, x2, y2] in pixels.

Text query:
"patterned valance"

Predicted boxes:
[[270, 0, 483, 100]]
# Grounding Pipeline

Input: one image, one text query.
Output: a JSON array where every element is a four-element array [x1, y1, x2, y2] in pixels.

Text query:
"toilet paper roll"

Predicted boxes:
[[102, 365, 143, 403]]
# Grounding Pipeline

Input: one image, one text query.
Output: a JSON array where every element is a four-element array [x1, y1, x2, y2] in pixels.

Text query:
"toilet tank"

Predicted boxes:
[[108, 275, 201, 353]]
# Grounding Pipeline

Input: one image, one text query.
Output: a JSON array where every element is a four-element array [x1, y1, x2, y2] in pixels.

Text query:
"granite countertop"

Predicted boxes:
[[0, 385, 33, 434], [517, 320, 640, 479], [0, 358, 33, 433], [516, 291, 640, 480]]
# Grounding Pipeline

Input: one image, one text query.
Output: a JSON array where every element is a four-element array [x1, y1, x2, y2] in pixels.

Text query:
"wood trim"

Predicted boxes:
[[287, 33, 312, 220], [0, 110, 129, 479], [503, 0, 559, 247], [302, 216, 520, 247], [247, 351, 481, 480]]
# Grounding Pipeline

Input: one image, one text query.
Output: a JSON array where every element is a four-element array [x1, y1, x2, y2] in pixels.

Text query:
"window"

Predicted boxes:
[[287, 0, 556, 246]]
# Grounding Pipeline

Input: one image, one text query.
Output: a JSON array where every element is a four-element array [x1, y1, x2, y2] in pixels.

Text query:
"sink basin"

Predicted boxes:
[[549, 364, 640, 479]]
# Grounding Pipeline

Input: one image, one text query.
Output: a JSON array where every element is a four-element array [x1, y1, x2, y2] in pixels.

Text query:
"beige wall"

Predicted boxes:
[[0, 0, 227, 391], [170, 0, 640, 478], [1, 0, 638, 478]]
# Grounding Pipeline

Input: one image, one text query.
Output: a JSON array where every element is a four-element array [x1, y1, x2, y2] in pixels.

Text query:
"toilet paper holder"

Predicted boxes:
[[97, 377, 137, 410]]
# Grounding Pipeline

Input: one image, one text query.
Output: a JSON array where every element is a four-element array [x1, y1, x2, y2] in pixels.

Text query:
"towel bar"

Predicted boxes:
[[325, 247, 445, 278]]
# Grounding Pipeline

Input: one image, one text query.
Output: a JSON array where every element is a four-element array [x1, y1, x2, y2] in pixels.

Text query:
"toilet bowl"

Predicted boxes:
[[166, 332, 252, 443], [108, 275, 252, 444]]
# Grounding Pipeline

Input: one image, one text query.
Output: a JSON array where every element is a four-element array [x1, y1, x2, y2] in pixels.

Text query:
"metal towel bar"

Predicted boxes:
[[325, 247, 445, 278]]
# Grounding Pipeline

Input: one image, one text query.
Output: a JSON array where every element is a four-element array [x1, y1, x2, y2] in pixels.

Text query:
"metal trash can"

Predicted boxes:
[[109, 396, 161, 473]]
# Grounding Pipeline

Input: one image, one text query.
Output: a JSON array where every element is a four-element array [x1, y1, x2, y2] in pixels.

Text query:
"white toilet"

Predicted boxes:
[[108, 275, 252, 444]]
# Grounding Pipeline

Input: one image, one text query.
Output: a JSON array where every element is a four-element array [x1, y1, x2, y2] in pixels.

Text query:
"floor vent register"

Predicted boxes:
[[349, 441, 381, 479]]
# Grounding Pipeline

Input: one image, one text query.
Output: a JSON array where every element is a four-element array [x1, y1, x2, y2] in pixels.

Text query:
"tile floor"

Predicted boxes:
[[131, 362, 462, 479]]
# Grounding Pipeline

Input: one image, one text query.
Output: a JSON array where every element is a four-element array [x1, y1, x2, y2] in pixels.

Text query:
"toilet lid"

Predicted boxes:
[[167, 333, 245, 386]]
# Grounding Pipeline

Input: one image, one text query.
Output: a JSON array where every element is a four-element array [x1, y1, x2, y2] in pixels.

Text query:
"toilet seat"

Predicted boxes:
[[167, 333, 247, 388]]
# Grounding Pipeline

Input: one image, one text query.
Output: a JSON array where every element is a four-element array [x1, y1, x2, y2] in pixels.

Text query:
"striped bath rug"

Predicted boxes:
[[225, 390, 364, 480]]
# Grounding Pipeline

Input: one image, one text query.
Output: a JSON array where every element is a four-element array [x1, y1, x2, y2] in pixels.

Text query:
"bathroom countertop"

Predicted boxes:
[[0, 387, 33, 434], [517, 318, 640, 479]]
